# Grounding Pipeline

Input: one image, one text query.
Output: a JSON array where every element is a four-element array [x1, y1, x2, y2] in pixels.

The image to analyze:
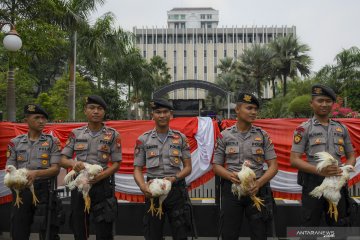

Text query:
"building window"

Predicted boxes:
[[164, 50, 166, 58], [194, 66, 197, 74], [143, 50, 146, 58], [204, 66, 207, 73], [174, 14, 179, 20], [224, 50, 227, 57], [153, 50, 156, 56], [204, 50, 207, 57], [207, 23, 212, 28], [207, 14, 212, 19], [200, 14, 205, 19], [184, 50, 187, 57], [181, 14, 185, 19], [194, 50, 197, 57], [214, 50, 217, 57]]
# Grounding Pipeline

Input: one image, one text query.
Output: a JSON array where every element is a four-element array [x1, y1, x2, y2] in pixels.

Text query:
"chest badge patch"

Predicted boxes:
[[41, 153, 49, 158], [41, 141, 49, 147], [256, 149, 263, 155], [335, 127, 343, 133], [173, 157, 180, 164], [228, 148, 236, 153], [103, 132, 112, 141], [42, 160, 48, 165], [173, 134, 180, 139], [101, 145, 110, 152], [315, 138, 322, 144], [338, 138, 344, 145], [102, 153, 108, 159], [172, 150, 179, 156], [17, 155, 25, 161], [172, 139, 180, 144], [254, 137, 262, 141], [76, 144, 85, 150], [150, 151, 156, 157], [294, 134, 302, 144], [339, 146, 344, 152], [6, 149, 11, 158]]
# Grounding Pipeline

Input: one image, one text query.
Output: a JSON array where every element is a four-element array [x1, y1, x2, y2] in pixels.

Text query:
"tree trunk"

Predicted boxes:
[[256, 77, 261, 99], [271, 77, 276, 98], [6, 63, 16, 122], [283, 74, 288, 96], [68, 32, 77, 121]]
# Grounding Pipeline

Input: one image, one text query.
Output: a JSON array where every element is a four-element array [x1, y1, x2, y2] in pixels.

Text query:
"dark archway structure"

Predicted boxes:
[[152, 80, 232, 117]]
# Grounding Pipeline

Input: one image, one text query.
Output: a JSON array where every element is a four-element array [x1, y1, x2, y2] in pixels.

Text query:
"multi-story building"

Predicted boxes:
[[134, 7, 296, 100]]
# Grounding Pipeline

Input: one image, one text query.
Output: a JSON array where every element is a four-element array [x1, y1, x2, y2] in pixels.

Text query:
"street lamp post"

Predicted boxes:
[[1, 21, 22, 122]]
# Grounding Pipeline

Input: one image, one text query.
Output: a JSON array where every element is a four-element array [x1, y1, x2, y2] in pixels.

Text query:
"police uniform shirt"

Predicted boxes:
[[61, 125, 122, 168], [133, 128, 191, 178], [213, 125, 276, 178], [291, 117, 354, 165], [6, 134, 61, 170]]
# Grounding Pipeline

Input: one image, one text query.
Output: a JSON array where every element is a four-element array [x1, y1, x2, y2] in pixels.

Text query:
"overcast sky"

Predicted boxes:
[[91, 0, 360, 71]]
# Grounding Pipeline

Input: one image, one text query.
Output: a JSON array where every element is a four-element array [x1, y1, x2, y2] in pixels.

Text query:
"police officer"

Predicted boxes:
[[6, 104, 61, 240], [133, 98, 192, 240], [290, 84, 356, 226], [60, 95, 121, 240], [213, 93, 278, 240]]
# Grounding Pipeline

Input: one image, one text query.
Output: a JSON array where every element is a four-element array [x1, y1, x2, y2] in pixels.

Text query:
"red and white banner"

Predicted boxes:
[[0, 117, 218, 203], [0, 117, 359, 203], [222, 119, 360, 200]]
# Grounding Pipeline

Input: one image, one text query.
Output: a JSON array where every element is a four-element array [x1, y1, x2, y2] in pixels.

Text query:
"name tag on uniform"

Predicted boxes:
[[75, 139, 88, 142], [146, 145, 158, 150]]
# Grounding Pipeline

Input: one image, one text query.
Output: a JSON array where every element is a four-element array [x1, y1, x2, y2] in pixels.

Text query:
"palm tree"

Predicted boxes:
[[238, 44, 275, 98], [60, 0, 106, 120], [270, 34, 312, 96]]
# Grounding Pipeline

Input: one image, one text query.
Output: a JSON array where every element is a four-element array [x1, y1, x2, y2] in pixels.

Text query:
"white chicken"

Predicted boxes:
[[64, 162, 103, 213], [147, 178, 172, 219], [4, 165, 39, 208], [231, 160, 265, 211], [309, 152, 354, 222]]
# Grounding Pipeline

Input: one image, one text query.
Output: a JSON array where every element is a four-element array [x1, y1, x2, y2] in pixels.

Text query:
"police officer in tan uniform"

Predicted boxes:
[[133, 98, 192, 240], [6, 104, 61, 240], [60, 95, 121, 240], [290, 85, 356, 226], [213, 93, 278, 240]]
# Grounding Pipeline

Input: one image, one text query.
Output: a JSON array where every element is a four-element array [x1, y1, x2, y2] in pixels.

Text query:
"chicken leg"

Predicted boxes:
[[29, 185, 39, 206], [327, 199, 338, 222], [251, 195, 265, 212], [156, 196, 166, 219], [83, 194, 91, 213], [14, 189, 23, 208], [147, 198, 156, 216]]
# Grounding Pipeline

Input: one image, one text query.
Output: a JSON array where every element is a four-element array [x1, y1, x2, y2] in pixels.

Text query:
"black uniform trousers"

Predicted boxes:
[[143, 179, 189, 240], [70, 177, 116, 240], [301, 173, 349, 227], [220, 180, 274, 240], [10, 179, 59, 240]]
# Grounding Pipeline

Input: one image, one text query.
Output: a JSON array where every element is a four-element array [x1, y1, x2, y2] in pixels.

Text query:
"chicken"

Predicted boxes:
[[309, 152, 354, 222], [64, 162, 103, 213], [4, 165, 39, 208], [231, 160, 265, 211], [147, 178, 172, 219]]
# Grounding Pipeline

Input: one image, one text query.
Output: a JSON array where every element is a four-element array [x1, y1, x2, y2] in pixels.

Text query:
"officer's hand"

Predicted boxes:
[[164, 176, 176, 184], [318, 164, 342, 177], [141, 182, 152, 198], [73, 161, 85, 172], [248, 180, 260, 196], [88, 173, 103, 185], [229, 172, 241, 184], [26, 170, 38, 186]]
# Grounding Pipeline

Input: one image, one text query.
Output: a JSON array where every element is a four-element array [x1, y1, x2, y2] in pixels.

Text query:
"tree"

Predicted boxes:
[[270, 35, 312, 96], [238, 44, 275, 98]]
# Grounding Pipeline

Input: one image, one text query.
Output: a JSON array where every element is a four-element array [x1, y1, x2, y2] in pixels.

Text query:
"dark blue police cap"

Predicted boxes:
[[85, 95, 107, 110], [311, 84, 336, 101], [236, 92, 260, 108], [150, 98, 174, 110], [24, 104, 49, 119]]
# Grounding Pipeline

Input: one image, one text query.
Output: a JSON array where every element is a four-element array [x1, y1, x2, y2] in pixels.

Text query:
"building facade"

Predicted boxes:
[[134, 7, 296, 100]]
